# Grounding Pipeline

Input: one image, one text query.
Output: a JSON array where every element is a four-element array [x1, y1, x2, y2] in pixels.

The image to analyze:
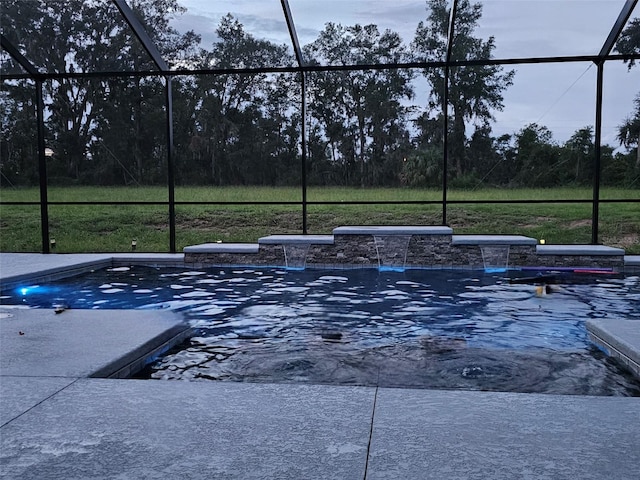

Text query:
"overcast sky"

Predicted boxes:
[[171, 0, 639, 148]]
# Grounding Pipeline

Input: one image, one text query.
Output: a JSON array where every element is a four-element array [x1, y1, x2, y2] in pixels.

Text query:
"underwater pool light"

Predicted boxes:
[[19, 286, 41, 296], [17, 285, 57, 296]]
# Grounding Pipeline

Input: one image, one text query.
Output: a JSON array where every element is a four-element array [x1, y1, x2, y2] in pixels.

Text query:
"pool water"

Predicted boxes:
[[2, 266, 640, 395]]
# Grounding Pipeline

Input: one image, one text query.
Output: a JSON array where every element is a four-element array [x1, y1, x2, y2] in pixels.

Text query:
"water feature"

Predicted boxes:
[[283, 243, 310, 270], [481, 245, 510, 273], [374, 235, 411, 271], [2, 266, 639, 395]]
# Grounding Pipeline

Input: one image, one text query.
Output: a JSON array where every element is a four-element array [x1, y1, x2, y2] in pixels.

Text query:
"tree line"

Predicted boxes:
[[1, 0, 638, 189]]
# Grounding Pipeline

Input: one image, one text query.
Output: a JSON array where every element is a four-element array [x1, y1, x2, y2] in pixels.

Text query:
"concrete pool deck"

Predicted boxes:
[[1, 253, 640, 479]]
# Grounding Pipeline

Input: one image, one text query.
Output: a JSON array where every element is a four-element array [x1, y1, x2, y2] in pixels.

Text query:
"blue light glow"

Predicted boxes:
[[379, 266, 405, 272], [17, 285, 57, 296], [19, 286, 40, 296]]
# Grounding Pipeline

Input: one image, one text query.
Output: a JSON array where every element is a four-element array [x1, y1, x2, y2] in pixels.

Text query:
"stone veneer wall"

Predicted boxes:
[[184, 235, 626, 270], [531, 255, 624, 268], [185, 248, 280, 267], [446, 245, 542, 269], [405, 235, 454, 267]]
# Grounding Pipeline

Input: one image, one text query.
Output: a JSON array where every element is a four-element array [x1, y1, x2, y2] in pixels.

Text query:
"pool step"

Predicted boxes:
[[587, 319, 640, 380]]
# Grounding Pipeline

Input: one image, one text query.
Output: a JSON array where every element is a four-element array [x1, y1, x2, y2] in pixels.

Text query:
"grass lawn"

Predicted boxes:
[[1, 186, 638, 254]]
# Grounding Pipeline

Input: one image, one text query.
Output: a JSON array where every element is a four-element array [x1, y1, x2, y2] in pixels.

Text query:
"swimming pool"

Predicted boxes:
[[2, 266, 639, 395]]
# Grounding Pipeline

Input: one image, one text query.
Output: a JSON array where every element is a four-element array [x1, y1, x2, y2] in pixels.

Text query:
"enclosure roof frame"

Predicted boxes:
[[0, 0, 638, 79], [0, 33, 40, 79], [112, 0, 167, 72], [3, 54, 639, 82], [599, 0, 638, 58], [281, 0, 305, 68]]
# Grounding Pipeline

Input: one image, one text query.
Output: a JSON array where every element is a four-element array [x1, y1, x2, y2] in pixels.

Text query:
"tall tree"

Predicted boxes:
[[614, 18, 640, 167], [91, 0, 200, 185], [0, 79, 38, 186], [304, 23, 414, 186], [563, 126, 595, 185], [188, 14, 296, 185], [616, 94, 640, 168], [513, 124, 562, 187], [1, 0, 109, 183], [615, 17, 640, 69], [0, 0, 200, 185], [412, 0, 514, 179]]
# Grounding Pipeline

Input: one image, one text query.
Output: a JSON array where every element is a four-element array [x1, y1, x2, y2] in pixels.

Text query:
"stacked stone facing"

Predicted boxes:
[[183, 226, 626, 270]]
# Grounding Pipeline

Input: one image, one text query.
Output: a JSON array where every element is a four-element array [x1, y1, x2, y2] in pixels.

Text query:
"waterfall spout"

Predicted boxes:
[[283, 243, 311, 270], [374, 235, 411, 272], [481, 245, 510, 273]]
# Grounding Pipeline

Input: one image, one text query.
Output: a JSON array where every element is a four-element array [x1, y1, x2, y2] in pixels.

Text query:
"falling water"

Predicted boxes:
[[374, 235, 411, 272], [283, 243, 311, 270], [481, 245, 510, 273]]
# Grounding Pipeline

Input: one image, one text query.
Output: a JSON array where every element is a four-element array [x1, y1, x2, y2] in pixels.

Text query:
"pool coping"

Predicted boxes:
[[0, 253, 184, 290], [586, 319, 640, 379]]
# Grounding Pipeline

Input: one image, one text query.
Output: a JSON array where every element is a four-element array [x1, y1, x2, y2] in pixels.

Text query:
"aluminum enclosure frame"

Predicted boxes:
[[1, 0, 639, 253]]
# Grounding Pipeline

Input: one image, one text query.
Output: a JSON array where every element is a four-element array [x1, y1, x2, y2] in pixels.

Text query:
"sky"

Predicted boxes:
[[170, 0, 639, 149]]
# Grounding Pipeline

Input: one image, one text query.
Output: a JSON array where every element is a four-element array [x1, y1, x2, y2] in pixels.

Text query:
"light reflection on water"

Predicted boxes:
[[2, 267, 639, 395]]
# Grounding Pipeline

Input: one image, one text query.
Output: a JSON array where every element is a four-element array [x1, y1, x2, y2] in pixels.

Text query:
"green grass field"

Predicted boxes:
[[1, 186, 638, 254]]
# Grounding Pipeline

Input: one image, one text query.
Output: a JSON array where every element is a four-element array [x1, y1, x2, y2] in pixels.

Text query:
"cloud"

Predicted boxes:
[[170, 0, 638, 144], [171, 12, 219, 48], [478, 0, 624, 59]]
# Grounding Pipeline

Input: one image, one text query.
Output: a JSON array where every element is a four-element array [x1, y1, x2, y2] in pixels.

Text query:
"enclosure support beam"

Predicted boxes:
[[36, 80, 50, 253], [281, 0, 304, 67], [442, 0, 459, 225], [301, 72, 308, 234], [1, 34, 40, 77], [442, 66, 449, 225], [592, 61, 604, 245], [166, 77, 176, 253], [281, 0, 308, 234], [112, 0, 169, 72], [1, 35, 50, 253]]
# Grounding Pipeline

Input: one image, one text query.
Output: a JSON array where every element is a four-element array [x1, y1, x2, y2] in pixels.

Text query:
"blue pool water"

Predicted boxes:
[[2, 266, 639, 395]]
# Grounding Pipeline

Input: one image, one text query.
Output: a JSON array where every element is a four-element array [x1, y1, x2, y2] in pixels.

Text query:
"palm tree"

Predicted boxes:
[[617, 94, 640, 167]]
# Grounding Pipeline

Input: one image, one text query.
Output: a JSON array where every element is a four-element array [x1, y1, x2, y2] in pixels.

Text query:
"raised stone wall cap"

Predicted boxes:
[[451, 235, 537, 246], [536, 245, 625, 256], [258, 235, 335, 245], [332, 226, 453, 235], [183, 243, 259, 254], [625, 255, 640, 266], [110, 253, 185, 265]]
